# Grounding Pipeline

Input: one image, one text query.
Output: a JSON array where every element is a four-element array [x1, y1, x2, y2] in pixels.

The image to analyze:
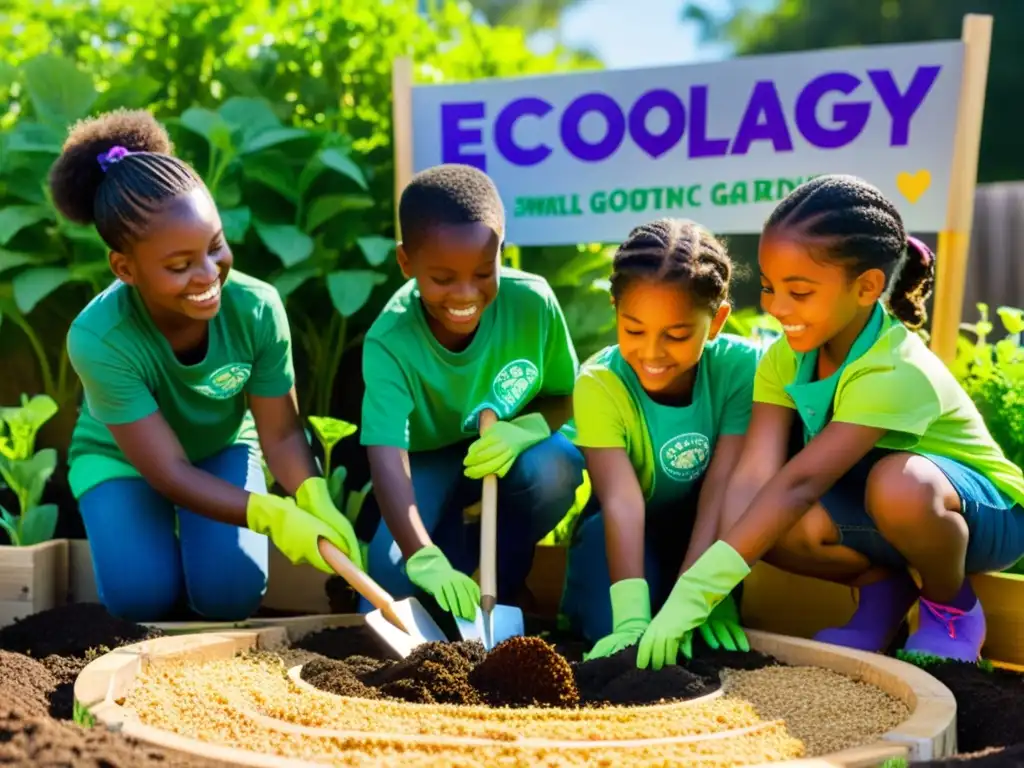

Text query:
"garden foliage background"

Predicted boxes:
[[0, 0, 1020, 553]]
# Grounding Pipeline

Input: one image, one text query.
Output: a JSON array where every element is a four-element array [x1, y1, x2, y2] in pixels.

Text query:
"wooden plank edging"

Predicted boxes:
[[72, 621, 956, 767]]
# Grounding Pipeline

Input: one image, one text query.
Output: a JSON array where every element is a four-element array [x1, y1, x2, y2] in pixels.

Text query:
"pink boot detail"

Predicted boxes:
[[903, 590, 986, 663]]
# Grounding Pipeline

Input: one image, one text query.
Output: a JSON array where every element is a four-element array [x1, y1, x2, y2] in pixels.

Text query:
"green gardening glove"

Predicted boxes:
[[295, 476, 364, 572], [246, 493, 355, 575], [584, 578, 652, 660], [697, 593, 750, 652], [405, 545, 481, 621], [637, 541, 751, 670], [463, 412, 550, 480]]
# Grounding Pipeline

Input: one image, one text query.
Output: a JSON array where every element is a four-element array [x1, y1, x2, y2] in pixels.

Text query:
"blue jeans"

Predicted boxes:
[[360, 432, 584, 612], [78, 444, 270, 622], [561, 488, 700, 643]]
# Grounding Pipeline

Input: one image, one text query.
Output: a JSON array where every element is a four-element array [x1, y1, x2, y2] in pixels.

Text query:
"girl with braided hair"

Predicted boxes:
[[632, 174, 1024, 669], [561, 218, 762, 661], [55, 109, 363, 622]]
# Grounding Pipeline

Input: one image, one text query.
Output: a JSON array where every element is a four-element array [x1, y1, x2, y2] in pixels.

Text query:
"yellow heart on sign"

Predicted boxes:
[[896, 170, 931, 204]]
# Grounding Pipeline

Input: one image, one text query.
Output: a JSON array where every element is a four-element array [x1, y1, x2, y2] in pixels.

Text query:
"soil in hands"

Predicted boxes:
[[296, 626, 779, 708]]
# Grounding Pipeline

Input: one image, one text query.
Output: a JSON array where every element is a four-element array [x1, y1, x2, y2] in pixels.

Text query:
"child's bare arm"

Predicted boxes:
[[366, 445, 433, 558]]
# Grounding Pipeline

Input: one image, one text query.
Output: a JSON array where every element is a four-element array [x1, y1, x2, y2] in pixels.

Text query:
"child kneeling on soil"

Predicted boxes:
[[358, 164, 584, 621], [58, 110, 362, 623], [561, 218, 762, 660], [628, 174, 1024, 669]]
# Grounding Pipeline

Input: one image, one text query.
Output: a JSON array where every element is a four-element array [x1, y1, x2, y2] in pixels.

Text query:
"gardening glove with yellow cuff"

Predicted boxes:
[[698, 593, 749, 652], [463, 412, 550, 480], [246, 492, 356, 575], [584, 578, 651, 660], [294, 476, 364, 571], [405, 545, 481, 621], [637, 541, 751, 670]]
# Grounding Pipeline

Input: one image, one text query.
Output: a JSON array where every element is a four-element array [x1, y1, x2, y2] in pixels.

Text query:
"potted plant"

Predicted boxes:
[[0, 393, 69, 627]]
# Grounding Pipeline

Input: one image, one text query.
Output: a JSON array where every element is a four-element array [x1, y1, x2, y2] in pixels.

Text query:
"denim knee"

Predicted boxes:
[[99, 570, 181, 623], [506, 433, 585, 518]]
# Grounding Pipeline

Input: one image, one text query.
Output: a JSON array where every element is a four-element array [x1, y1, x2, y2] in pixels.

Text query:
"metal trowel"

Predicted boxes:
[[453, 409, 526, 650], [317, 538, 447, 659]]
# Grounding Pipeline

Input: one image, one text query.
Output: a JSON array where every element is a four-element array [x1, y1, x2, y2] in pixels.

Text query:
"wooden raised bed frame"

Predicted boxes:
[[73, 615, 957, 768], [0, 538, 69, 628]]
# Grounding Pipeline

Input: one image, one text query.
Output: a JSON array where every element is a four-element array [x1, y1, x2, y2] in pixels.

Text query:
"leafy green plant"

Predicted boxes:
[[952, 303, 1024, 470], [308, 415, 368, 524], [0, 393, 60, 546]]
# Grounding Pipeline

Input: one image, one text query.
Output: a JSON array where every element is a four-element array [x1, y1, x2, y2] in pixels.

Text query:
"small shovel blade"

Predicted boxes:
[[365, 597, 448, 659], [454, 604, 525, 651]]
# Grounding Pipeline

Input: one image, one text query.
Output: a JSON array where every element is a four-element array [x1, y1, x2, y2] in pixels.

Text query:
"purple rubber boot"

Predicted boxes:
[[903, 582, 986, 663], [813, 571, 919, 653]]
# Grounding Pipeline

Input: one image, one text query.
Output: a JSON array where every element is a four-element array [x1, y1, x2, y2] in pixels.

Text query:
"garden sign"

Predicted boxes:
[[392, 15, 993, 364]]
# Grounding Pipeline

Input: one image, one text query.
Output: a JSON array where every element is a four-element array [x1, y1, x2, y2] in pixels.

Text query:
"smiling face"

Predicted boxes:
[[397, 221, 502, 350], [110, 187, 231, 324], [616, 278, 730, 400], [758, 233, 884, 355]]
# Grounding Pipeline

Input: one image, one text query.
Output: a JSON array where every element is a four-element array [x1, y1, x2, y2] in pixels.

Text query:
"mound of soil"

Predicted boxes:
[[296, 626, 779, 709], [0, 603, 163, 658]]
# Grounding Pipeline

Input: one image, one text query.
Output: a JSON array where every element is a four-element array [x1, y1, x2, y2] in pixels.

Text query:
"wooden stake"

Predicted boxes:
[[929, 14, 993, 363], [391, 56, 415, 242]]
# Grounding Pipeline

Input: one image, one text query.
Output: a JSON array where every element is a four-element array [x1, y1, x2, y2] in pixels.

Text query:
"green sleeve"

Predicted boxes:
[[246, 288, 296, 398], [66, 324, 158, 426], [539, 289, 579, 396], [572, 369, 627, 449], [719, 342, 761, 435], [753, 338, 797, 409], [834, 364, 940, 437], [359, 337, 415, 449]]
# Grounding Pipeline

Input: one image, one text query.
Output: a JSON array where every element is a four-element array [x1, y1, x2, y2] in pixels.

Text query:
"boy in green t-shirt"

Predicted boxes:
[[55, 110, 361, 622], [358, 164, 584, 621], [629, 175, 1024, 669]]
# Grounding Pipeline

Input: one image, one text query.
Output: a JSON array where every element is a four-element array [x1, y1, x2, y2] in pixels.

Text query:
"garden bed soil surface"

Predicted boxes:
[[0, 602, 1021, 766]]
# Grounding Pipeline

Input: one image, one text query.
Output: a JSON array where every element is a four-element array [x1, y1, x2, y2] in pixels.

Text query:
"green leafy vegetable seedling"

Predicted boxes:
[[0, 393, 61, 546]]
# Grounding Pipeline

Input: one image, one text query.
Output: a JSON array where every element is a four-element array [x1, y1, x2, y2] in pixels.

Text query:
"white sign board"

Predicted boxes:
[[411, 41, 964, 246]]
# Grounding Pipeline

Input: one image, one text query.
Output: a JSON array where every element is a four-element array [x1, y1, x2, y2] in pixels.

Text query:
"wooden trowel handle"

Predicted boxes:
[[479, 409, 499, 613], [317, 538, 411, 633]]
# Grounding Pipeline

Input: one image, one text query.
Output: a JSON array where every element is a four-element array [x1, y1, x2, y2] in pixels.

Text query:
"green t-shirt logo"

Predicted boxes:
[[192, 363, 252, 400], [493, 359, 539, 411], [659, 432, 711, 482]]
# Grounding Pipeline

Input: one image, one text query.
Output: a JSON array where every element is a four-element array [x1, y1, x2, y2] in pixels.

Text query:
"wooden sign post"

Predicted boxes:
[[929, 14, 993, 363]]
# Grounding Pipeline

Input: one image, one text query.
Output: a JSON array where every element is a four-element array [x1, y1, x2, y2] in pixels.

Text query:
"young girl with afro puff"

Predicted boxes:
[[54, 109, 363, 622]]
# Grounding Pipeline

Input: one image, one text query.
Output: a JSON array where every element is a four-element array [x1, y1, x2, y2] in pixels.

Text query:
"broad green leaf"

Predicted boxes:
[[13, 395, 58, 435], [220, 207, 251, 244], [19, 503, 58, 546], [178, 107, 234, 152], [13, 267, 72, 314], [997, 307, 1024, 335], [0, 206, 52, 245], [242, 127, 308, 155], [241, 154, 298, 203], [96, 71, 162, 111], [357, 236, 395, 267], [319, 148, 369, 190], [0, 250, 39, 275], [254, 221, 313, 268], [305, 194, 374, 232], [0, 506, 16, 527], [9, 448, 57, 510], [326, 270, 386, 317], [218, 97, 281, 142], [6, 122, 63, 154], [274, 267, 318, 300], [21, 53, 97, 127], [309, 416, 358, 451], [0, 514, 19, 546]]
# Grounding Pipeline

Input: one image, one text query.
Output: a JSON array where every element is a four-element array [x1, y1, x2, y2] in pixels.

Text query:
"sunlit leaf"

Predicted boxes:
[[326, 269, 387, 317], [254, 221, 313, 267], [356, 236, 395, 267]]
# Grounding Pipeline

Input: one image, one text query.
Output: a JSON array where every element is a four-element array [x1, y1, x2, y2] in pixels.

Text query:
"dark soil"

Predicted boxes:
[[3, 601, 1024, 766], [911, 660, 1024, 767], [0, 603, 230, 767], [295, 625, 779, 709]]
